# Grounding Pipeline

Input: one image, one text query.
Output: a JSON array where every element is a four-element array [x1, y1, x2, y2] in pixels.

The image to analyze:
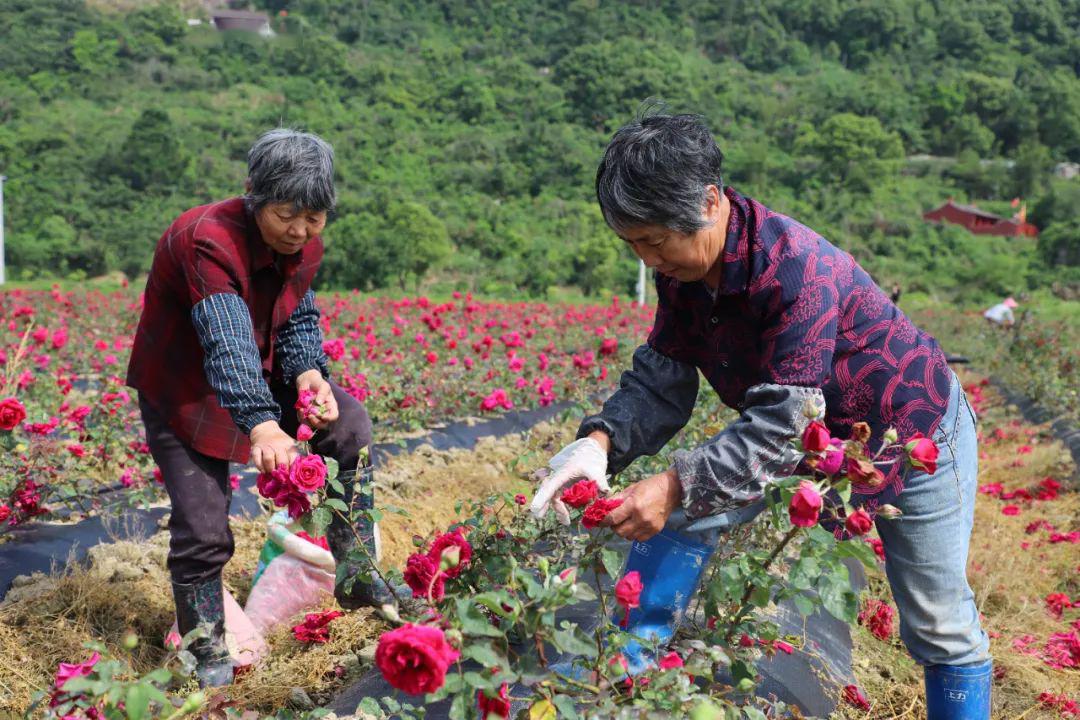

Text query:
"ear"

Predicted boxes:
[[702, 184, 723, 223]]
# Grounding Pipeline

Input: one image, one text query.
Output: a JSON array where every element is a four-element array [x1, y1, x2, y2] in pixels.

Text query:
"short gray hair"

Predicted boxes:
[[245, 128, 336, 213], [595, 110, 724, 233]]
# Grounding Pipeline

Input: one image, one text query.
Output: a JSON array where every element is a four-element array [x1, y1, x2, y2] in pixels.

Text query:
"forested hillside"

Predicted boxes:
[[1, 0, 1079, 300]]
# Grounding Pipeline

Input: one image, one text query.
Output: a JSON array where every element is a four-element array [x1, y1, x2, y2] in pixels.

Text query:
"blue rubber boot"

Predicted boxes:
[[924, 661, 992, 719], [617, 524, 716, 674]]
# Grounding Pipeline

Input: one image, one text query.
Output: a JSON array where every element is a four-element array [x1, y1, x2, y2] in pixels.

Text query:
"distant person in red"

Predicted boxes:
[[126, 129, 397, 687]]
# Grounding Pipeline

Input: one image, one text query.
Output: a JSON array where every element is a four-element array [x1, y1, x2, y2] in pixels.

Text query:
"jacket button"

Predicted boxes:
[[721, 361, 729, 368], [710, 316, 719, 324]]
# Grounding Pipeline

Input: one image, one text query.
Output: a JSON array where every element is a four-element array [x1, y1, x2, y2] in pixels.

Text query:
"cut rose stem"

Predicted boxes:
[[724, 526, 801, 644]]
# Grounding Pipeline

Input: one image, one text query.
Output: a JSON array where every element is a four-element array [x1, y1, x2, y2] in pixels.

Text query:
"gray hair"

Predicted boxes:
[[595, 109, 724, 233], [244, 128, 336, 213]]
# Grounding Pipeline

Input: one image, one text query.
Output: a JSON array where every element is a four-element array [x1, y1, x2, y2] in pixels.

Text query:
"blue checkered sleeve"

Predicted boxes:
[[191, 293, 281, 435], [275, 289, 330, 385]]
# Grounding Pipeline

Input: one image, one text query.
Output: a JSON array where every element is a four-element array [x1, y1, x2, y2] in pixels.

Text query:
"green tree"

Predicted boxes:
[[114, 109, 191, 191], [795, 113, 903, 190]]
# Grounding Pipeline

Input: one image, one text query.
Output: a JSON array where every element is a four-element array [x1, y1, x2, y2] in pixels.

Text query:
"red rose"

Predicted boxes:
[[788, 481, 822, 528], [658, 651, 684, 670], [904, 432, 939, 475], [427, 531, 472, 578], [866, 537, 886, 562], [404, 553, 445, 601], [375, 623, 460, 695], [0, 397, 27, 431], [843, 684, 871, 711], [844, 508, 874, 536], [296, 424, 314, 441], [801, 421, 831, 453], [0, 505, 10, 523], [857, 598, 894, 641], [582, 497, 623, 530], [291, 609, 343, 644], [560, 479, 599, 509], [290, 454, 327, 493], [615, 570, 643, 628], [477, 683, 511, 719]]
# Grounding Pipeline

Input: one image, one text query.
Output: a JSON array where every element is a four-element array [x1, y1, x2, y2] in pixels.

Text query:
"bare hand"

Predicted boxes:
[[296, 369, 339, 430], [602, 469, 682, 542], [249, 421, 299, 473]]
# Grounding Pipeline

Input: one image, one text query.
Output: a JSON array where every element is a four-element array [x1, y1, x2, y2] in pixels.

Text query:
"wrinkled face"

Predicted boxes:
[[255, 202, 327, 255], [616, 185, 728, 284]]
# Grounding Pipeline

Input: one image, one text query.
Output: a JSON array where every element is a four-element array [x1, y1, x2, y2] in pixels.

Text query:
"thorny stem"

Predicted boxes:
[[724, 526, 801, 643], [552, 670, 601, 695], [330, 500, 398, 601], [534, 632, 549, 667]]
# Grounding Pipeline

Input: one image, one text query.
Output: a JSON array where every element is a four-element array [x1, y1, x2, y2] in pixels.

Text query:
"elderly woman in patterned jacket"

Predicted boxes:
[[531, 113, 990, 719], [127, 129, 397, 687]]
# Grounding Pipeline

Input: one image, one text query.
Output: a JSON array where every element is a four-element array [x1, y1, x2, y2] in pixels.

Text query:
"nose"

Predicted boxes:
[[287, 221, 306, 239], [634, 244, 663, 268]]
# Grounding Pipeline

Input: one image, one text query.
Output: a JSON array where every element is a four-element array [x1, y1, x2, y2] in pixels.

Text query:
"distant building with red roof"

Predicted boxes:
[[923, 199, 1038, 237]]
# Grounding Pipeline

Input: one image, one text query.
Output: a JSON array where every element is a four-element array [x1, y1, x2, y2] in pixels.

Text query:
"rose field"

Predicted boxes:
[[0, 287, 1078, 720]]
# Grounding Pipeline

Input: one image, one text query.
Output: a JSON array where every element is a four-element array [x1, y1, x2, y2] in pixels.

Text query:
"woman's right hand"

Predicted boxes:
[[530, 431, 611, 524], [249, 420, 299, 473]]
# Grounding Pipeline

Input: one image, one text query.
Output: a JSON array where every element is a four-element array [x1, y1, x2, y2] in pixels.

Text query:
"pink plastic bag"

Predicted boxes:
[[166, 587, 268, 668], [244, 553, 336, 635]]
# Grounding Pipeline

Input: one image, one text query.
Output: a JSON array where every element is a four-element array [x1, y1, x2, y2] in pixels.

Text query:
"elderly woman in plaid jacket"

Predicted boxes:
[[127, 129, 393, 686]]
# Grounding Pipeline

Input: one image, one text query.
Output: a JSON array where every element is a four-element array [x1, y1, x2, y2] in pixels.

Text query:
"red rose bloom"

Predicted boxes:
[[560, 479, 599, 509], [801, 421, 831, 453], [788, 481, 822, 528], [582, 497, 623, 530], [404, 553, 445, 601], [843, 684, 871, 711], [375, 623, 460, 695], [477, 683, 511, 719], [428, 531, 472, 578], [658, 651, 684, 670], [615, 570, 644, 628], [904, 432, 939, 475], [844, 508, 874, 536], [0, 397, 27, 431], [858, 598, 894, 641]]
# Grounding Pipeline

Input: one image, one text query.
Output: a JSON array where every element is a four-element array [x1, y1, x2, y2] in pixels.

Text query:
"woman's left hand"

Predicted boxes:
[[296, 370, 339, 430], [602, 469, 682, 542]]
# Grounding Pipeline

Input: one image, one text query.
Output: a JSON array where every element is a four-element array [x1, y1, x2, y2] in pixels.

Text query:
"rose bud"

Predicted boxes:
[[882, 427, 898, 445], [877, 504, 903, 520], [801, 421, 831, 453]]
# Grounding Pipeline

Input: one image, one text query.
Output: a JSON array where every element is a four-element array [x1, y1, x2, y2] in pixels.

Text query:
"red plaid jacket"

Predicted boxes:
[[127, 197, 323, 463]]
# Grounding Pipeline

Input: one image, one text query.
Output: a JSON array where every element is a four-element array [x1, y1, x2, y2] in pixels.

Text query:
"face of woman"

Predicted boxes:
[[255, 202, 327, 255], [617, 185, 729, 286]]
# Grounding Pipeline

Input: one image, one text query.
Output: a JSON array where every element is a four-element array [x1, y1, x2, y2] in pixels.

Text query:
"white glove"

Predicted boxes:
[[530, 437, 610, 525]]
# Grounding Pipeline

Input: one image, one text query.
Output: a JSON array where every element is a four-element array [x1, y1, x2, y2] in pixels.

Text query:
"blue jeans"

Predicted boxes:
[[670, 370, 989, 667], [875, 370, 989, 666]]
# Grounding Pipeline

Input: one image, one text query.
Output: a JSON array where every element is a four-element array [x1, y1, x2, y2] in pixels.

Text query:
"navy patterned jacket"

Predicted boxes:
[[580, 187, 951, 518]]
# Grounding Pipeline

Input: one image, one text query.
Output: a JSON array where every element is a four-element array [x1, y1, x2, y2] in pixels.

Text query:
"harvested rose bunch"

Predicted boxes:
[[255, 454, 328, 519]]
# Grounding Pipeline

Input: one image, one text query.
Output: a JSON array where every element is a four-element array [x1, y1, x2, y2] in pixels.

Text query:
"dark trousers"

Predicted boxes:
[[140, 381, 373, 584]]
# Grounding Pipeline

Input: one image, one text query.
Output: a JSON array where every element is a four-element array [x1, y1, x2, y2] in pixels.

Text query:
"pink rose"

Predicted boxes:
[[54, 652, 100, 690], [292, 609, 343, 644], [658, 651, 684, 670], [477, 683, 511, 719], [788, 481, 822, 528], [817, 441, 845, 475], [404, 553, 445, 601], [843, 684, 871, 711], [375, 623, 460, 695], [290, 454, 327, 493], [296, 424, 314, 441]]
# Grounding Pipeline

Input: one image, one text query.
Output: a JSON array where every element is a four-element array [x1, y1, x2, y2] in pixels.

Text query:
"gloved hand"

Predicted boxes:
[[530, 437, 610, 525]]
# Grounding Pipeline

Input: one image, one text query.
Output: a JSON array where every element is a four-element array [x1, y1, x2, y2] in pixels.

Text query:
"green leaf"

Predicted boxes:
[[322, 498, 349, 513], [462, 642, 507, 670], [553, 625, 598, 658], [125, 684, 151, 720], [328, 477, 345, 496], [463, 670, 501, 690], [528, 699, 556, 720], [551, 694, 580, 719], [325, 457, 340, 482], [792, 593, 817, 617], [356, 698, 382, 717], [380, 696, 401, 713], [834, 538, 880, 570], [309, 506, 332, 535], [144, 668, 173, 684], [449, 692, 468, 720], [600, 548, 623, 578], [455, 599, 503, 637], [742, 707, 767, 720], [749, 585, 771, 607]]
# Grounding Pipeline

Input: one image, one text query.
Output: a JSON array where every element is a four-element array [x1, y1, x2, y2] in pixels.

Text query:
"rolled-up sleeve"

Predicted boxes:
[[275, 289, 330, 384], [577, 344, 699, 475]]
